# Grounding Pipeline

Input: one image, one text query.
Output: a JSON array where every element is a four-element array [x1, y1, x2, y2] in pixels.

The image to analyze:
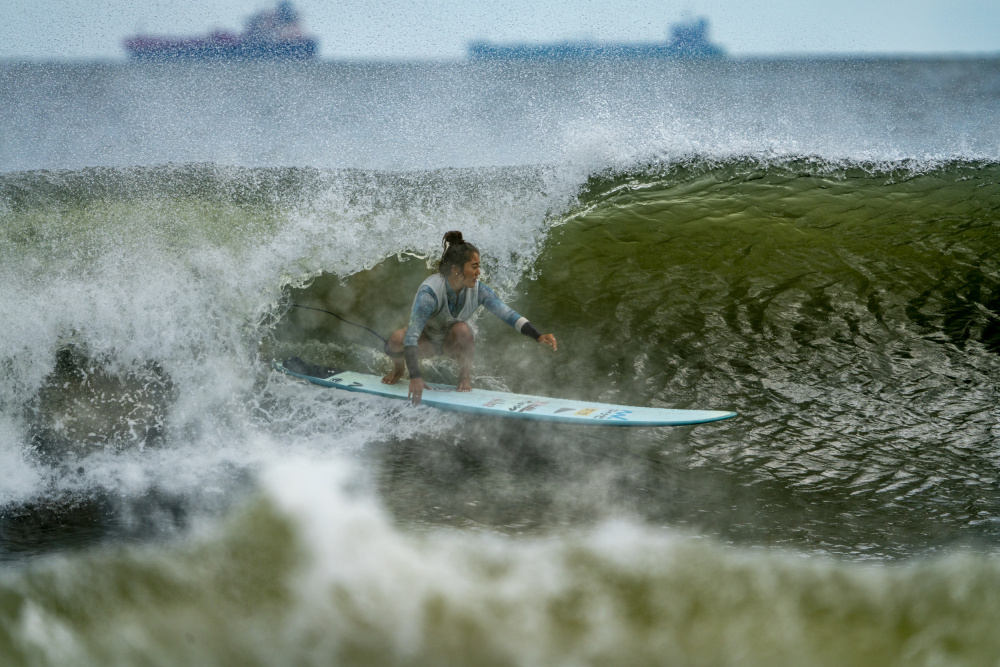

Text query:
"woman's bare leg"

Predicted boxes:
[[382, 330, 438, 384], [381, 328, 407, 384], [444, 322, 475, 391]]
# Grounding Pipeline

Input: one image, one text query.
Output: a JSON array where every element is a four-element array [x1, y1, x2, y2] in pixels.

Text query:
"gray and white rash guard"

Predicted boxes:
[[403, 274, 541, 377]]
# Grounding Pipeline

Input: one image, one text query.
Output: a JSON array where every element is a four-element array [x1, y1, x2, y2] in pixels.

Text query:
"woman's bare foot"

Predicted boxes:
[[456, 373, 472, 392], [382, 362, 404, 385]]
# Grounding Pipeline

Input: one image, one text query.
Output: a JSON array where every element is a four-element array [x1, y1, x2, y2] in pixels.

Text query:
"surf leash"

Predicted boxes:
[[291, 304, 391, 352]]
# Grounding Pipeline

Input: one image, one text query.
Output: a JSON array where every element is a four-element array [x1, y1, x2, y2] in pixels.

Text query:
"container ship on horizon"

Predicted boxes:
[[123, 1, 318, 61], [469, 17, 725, 60]]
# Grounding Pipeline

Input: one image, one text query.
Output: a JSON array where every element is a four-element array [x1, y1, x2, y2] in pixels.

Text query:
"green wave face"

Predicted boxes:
[[476, 161, 1000, 549], [520, 161, 1000, 404]]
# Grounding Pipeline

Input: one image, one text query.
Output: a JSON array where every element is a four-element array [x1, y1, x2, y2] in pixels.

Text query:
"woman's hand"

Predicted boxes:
[[408, 378, 429, 406], [538, 334, 558, 351]]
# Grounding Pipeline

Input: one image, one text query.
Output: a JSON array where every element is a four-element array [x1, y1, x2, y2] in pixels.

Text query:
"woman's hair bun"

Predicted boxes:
[[437, 230, 479, 275]]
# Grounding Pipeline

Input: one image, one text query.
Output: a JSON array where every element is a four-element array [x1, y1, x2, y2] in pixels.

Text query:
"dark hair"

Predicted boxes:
[[438, 231, 479, 275]]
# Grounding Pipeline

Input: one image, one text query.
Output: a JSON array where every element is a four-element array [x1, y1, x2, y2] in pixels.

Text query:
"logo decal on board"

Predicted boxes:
[[518, 401, 547, 413], [554, 408, 575, 414], [573, 408, 598, 416], [595, 409, 633, 421], [483, 399, 507, 408]]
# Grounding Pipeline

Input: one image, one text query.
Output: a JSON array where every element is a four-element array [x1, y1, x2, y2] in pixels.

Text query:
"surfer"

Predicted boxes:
[[382, 231, 557, 405]]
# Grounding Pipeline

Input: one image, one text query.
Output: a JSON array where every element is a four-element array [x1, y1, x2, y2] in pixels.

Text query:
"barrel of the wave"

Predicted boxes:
[[277, 229, 736, 424]]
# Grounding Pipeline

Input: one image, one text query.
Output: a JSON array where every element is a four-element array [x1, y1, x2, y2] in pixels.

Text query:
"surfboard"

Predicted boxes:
[[275, 358, 736, 427]]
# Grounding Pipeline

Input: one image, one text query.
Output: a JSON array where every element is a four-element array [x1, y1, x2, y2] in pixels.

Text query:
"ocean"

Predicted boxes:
[[1, 57, 999, 665]]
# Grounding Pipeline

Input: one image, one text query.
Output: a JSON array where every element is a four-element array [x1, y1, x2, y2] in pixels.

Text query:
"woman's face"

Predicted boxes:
[[454, 252, 480, 289]]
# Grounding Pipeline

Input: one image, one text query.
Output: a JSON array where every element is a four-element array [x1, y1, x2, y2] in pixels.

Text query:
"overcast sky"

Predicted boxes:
[[2, 0, 999, 60]]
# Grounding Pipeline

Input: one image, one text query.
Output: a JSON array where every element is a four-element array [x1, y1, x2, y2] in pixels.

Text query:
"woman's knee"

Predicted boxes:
[[446, 322, 475, 350]]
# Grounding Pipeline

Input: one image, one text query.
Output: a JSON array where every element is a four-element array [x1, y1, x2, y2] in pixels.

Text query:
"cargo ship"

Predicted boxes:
[[123, 2, 318, 61], [469, 17, 724, 60]]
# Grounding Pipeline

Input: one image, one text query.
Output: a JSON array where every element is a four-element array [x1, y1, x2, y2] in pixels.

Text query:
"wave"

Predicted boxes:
[[1, 157, 998, 556]]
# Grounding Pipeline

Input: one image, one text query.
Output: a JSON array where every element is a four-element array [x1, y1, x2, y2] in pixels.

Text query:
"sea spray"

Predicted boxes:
[[4, 60, 999, 172]]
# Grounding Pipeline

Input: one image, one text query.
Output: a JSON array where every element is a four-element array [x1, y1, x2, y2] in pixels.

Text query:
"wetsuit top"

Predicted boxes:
[[410, 273, 482, 343], [403, 273, 542, 378]]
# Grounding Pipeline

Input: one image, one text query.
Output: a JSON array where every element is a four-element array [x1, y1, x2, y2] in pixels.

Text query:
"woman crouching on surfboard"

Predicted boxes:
[[382, 230, 557, 405]]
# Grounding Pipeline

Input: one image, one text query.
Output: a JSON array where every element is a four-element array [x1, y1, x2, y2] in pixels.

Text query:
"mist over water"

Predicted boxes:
[[2, 58, 999, 172], [1, 58, 1000, 665]]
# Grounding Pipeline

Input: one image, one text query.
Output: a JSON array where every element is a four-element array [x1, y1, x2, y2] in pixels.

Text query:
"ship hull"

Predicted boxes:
[[124, 39, 317, 61]]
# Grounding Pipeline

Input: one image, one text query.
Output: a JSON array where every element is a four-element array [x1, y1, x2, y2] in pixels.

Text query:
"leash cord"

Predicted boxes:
[[291, 304, 389, 347]]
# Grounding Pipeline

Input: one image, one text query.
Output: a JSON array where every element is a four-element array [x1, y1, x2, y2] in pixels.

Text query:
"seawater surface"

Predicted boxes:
[[1, 58, 999, 666]]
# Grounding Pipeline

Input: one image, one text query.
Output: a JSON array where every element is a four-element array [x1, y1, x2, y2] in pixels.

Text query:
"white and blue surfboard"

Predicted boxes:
[[275, 358, 736, 427]]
